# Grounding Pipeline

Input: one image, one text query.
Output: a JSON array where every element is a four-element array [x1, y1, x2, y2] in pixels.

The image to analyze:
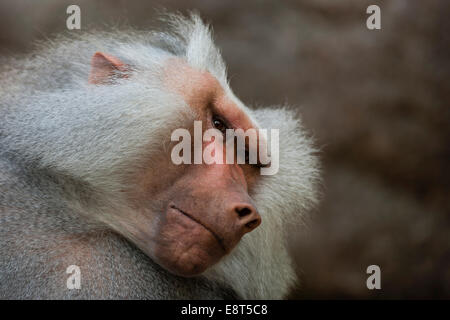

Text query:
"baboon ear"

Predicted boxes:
[[88, 52, 130, 84]]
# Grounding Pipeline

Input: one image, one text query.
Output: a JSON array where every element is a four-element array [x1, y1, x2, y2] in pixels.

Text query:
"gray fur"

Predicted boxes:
[[0, 14, 319, 299]]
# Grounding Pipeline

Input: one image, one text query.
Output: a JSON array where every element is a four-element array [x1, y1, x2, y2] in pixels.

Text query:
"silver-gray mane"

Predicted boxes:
[[0, 13, 320, 299]]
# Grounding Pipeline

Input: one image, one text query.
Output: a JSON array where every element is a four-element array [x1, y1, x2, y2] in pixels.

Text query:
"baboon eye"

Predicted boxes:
[[212, 116, 228, 134]]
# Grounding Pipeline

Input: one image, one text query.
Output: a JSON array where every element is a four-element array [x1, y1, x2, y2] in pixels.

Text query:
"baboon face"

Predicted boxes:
[[90, 52, 264, 276]]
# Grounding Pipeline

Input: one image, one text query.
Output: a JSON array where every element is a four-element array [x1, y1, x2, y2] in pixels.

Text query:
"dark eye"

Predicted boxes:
[[212, 116, 227, 134]]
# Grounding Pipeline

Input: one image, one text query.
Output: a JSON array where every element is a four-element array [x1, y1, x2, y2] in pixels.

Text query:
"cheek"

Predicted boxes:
[[242, 165, 260, 190], [202, 137, 226, 167], [150, 206, 225, 277], [129, 153, 187, 208]]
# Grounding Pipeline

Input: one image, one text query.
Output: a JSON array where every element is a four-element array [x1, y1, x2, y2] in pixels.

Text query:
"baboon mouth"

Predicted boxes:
[[169, 204, 228, 253]]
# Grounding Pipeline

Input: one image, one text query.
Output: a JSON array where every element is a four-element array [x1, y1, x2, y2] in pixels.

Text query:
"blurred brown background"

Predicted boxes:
[[0, 0, 448, 299]]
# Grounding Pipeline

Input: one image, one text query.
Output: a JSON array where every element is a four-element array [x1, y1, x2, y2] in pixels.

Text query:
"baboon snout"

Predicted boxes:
[[231, 203, 261, 233]]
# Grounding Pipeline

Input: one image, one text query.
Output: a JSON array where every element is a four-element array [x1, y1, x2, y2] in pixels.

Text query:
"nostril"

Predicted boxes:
[[245, 219, 260, 230], [233, 204, 261, 232], [236, 206, 252, 217]]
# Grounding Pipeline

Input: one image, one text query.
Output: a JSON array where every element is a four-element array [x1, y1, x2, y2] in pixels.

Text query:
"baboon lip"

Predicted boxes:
[[169, 204, 228, 253]]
